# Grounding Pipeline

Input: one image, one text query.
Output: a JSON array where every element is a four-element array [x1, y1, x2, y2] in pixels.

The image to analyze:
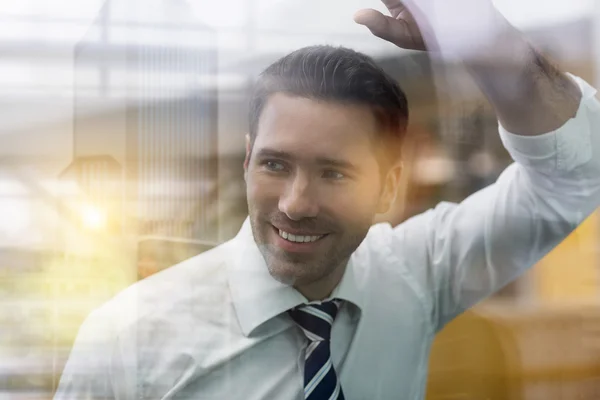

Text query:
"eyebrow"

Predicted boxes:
[[315, 156, 360, 173], [255, 148, 295, 161], [255, 148, 360, 173]]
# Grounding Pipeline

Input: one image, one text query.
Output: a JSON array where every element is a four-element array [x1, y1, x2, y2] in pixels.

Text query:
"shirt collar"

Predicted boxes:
[[227, 217, 365, 337]]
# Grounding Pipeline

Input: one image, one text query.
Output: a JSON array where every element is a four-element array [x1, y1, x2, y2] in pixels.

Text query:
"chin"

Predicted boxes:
[[263, 256, 315, 286], [266, 265, 294, 285], [265, 260, 302, 285]]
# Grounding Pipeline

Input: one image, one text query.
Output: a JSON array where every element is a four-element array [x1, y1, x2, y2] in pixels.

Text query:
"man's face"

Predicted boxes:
[[245, 93, 396, 287]]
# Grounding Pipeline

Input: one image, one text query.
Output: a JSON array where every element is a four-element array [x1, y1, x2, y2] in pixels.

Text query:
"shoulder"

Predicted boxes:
[[365, 203, 456, 247], [63, 240, 246, 397], [88, 239, 237, 337], [355, 205, 455, 284]]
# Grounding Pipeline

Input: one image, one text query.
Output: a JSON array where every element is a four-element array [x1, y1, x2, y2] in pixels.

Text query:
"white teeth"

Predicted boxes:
[[278, 229, 323, 243]]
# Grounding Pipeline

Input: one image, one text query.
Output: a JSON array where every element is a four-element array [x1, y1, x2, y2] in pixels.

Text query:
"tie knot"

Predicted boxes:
[[288, 300, 341, 342]]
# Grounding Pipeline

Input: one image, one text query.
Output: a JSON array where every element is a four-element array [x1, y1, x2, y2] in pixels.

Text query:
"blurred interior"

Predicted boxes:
[[0, 0, 598, 398]]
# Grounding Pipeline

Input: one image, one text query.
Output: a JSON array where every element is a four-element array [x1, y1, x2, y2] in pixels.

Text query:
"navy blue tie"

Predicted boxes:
[[288, 300, 345, 400]]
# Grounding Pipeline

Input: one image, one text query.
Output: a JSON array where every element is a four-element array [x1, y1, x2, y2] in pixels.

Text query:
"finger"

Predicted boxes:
[[354, 9, 422, 50], [379, 0, 407, 18]]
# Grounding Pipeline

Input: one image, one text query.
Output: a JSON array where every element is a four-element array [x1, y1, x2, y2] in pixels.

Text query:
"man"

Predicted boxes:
[[56, 0, 600, 399]]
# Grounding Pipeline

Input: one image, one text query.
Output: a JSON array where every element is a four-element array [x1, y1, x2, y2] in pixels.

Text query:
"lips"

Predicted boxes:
[[277, 229, 324, 243], [271, 224, 329, 236], [270, 224, 329, 252]]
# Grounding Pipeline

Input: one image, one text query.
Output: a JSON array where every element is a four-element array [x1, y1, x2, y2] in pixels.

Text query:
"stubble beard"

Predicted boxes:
[[249, 216, 367, 287]]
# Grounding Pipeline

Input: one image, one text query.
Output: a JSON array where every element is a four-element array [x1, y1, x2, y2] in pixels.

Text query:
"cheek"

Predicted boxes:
[[247, 174, 282, 207], [322, 183, 382, 221]]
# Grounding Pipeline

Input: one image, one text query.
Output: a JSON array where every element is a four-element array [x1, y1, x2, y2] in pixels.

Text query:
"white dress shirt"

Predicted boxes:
[[55, 75, 600, 400]]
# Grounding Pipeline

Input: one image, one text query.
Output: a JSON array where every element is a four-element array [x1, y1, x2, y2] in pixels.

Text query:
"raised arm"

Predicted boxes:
[[355, 0, 600, 331]]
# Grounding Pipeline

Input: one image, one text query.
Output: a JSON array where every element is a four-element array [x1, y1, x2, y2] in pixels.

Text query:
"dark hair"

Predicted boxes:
[[248, 45, 409, 168]]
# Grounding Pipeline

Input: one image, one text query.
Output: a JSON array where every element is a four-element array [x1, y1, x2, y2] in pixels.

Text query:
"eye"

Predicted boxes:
[[264, 160, 286, 172], [323, 170, 345, 180]]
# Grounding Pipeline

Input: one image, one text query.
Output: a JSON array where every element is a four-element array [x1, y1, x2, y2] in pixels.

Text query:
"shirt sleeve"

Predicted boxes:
[[393, 74, 600, 333]]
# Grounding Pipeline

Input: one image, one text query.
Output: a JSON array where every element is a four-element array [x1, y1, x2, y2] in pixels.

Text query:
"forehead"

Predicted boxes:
[[253, 93, 378, 160]]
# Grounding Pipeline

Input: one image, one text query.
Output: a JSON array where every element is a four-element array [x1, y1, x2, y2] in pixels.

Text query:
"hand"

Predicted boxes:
[[354, 0, 582, 136], [354, 0, 506, 61]]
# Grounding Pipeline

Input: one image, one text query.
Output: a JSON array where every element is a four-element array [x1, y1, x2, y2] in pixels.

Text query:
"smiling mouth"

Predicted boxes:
[[271, 225, 328, 244]]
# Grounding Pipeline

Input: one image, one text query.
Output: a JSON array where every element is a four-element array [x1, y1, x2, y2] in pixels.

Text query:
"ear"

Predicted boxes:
[[377, 162, 403, 214]]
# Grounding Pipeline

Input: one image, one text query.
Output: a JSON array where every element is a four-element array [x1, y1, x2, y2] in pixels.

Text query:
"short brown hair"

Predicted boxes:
[[248, 45, 409, 168]]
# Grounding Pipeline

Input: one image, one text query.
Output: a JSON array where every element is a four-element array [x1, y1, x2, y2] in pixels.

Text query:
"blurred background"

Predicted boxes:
[[0, 0, 598, 399]]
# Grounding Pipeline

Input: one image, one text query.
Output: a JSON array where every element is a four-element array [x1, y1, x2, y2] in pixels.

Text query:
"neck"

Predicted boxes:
[[294, 260, 348, 301]]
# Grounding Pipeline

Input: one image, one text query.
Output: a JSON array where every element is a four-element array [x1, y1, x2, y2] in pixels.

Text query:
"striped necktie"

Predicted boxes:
[[288, 300, 345, 400]]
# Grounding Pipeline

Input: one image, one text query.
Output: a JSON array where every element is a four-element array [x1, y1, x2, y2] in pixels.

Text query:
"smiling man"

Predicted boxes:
[[244, 53, 406, 302], [55, 1, 600, 399]]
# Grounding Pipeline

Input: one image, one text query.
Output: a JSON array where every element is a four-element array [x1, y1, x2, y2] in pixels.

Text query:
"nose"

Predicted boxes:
[[278, 172, 319, 221]]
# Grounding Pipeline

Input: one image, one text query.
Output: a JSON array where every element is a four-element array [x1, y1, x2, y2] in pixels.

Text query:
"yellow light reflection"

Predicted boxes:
[[79, 204, 107, 230]]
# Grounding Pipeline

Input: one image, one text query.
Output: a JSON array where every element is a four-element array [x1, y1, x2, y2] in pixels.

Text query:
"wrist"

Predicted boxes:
[[465, 42, 581, 134]]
